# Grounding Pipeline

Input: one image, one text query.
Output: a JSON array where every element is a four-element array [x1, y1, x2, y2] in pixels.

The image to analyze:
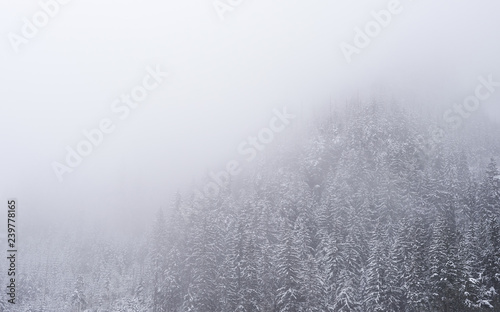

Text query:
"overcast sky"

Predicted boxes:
[[1, 0, 499, 236]]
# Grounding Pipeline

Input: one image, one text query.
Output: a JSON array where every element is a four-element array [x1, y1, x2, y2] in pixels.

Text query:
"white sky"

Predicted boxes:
[[0, 0, 499, 236]]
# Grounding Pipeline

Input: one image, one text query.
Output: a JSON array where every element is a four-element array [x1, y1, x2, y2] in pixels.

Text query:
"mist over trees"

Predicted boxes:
[[5, 98, 500, 312]]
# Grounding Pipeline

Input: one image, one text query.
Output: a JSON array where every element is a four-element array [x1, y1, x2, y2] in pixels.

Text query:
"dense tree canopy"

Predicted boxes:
[[6, 99, 500, 312]]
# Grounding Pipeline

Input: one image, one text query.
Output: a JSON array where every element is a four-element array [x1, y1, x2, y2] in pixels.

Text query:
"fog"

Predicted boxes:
[[1, 0, 499, 236]]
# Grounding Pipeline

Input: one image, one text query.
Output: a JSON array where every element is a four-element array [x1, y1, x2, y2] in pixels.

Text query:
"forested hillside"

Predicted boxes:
[[8, 99, 500, 311]]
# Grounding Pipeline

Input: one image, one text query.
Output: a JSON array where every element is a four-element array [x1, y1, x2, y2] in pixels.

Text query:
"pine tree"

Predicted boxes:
[[481, 217, 500, 310], [460, 220, 486, 309], [333, 227, 363, 312], [151, 208, 168, 312], [480, 158, 500, 217], [429, 214, 461, 311], [71, 276, 87, 312], [184, 206, 221, 312], [363, 224, 399, 312], [405, 214, 431, 312], [276, 220, 305, 312]]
